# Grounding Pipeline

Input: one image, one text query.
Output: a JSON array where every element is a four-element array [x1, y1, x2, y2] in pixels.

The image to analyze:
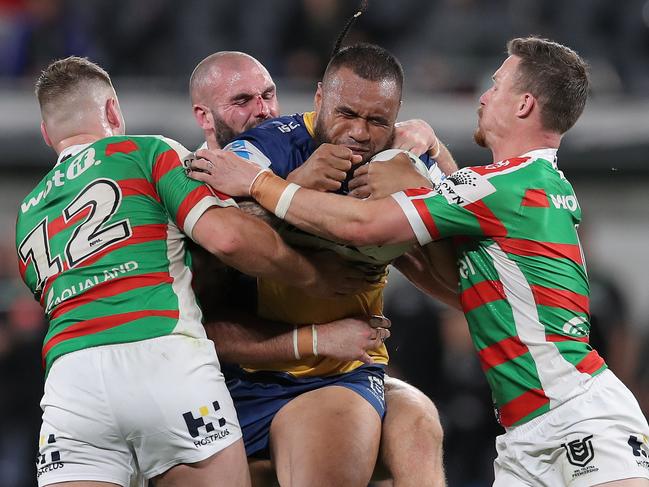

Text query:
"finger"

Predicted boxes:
[[188, 158, 213, 173], [351, 154, 363, 164], [347, 173, 368, 191], [369, 315, 391, 329], [195, 148, 220, 162], [359, 352, 374, 364], [348, 186, 371, 199], [186, 170, 211, 184], [352, 163, 369, 177], [323, 168, 349, 182]]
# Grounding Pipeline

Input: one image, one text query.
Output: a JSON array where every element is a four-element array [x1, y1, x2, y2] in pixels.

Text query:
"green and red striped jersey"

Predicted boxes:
[[16, 135, 235, 374], [393, 148, 606, 427]]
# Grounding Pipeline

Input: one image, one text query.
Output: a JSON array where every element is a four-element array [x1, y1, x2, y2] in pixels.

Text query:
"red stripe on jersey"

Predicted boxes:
[[176, 187, 217, 230], [404, 187, 435, 197], [546, 333, 589, 343], [494, 238, 583, 265], [152, 149, 181, 184], [75, 224, 167, 269], [49, 272, 173, 320], [39, 224, 166, 306], [465, 201, 507, 236], [48, 207, 91, 238], [499, 388, 549, 427], [469, 158, 529, 176], [531, 285, 589, 314], [42, 309, 179, 359], [576, 350, 606, 375], [119, 178, 160, 202], [478, 336, 529, 372], [461, 280, 506, 313], [105, 140, 138, 157], [412, 198, 440, 239], [521, 189, 550, 207]]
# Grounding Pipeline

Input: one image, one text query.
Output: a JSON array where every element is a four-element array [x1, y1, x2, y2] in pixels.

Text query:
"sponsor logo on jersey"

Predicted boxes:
[[21, 148, 103, 214], [36, 433, 64, 478], [182, 401, 230, 447], [437, 169, 495, 207], [549, 194, 579, 211], [562, 316, 589, 337]]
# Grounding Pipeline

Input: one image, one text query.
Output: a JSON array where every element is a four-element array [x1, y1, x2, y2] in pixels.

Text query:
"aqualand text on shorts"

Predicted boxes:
[[36, 335, 242, 486], [493, 369, 649, 487]]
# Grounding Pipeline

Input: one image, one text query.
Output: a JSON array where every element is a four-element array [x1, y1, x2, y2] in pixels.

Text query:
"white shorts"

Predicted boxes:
[[37, 335, 242, 486], [494, 370, 649, 487]]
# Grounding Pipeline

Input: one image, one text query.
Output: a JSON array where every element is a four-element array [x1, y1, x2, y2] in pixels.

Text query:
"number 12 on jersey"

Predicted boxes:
[[18, 178, 132, 295]]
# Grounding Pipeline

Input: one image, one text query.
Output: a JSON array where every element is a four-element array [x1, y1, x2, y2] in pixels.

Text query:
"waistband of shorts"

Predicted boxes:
[[503, 370, 612, 438]]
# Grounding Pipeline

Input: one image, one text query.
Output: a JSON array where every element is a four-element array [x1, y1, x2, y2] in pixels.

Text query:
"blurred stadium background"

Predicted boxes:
[[0, 0, 648, 485]]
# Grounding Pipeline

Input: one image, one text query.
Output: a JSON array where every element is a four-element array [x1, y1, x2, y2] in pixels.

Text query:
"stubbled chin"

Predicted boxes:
[[473, 128, 487, 148]]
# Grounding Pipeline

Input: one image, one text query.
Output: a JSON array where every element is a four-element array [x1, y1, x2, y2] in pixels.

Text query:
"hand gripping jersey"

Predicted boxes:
[[393, 149, 607, 427], [225, 112, 437, 377], [16, 136, 235, 374]]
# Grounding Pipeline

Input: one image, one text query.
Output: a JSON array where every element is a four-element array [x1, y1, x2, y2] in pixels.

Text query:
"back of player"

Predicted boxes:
[[17, 135, 244, 485]]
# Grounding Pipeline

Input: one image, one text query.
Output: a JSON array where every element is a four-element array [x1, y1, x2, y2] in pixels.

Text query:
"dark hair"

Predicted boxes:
[[323, 43, 403, 96], [35, 56, 112, 108], [508, 36, 589, 134]]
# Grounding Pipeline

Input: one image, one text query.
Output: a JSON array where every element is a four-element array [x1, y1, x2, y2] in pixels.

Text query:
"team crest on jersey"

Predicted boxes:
[[437, 168, 496, 207]]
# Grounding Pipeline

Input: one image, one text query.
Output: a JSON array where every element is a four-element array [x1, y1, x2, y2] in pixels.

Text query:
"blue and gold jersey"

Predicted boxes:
[[224, 112, 397, 377]]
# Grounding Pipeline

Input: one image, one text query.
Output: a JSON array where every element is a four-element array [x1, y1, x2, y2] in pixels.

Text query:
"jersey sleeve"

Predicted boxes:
[[149, 136, 237, 239], [391, 166, 512, 245]]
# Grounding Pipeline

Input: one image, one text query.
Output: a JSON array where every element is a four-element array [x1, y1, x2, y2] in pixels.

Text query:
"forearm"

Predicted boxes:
[[206, 312, 296, 364], [194, 207, 318, 288], [252, 172, 414, 247], [393, 243, 461, 310]]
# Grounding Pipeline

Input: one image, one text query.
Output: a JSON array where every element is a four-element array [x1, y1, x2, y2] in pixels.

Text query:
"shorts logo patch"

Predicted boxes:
[[368, 376, 385, 403], [36, 434, 64, 477], [629, 435, 649, 469], [628, 435, 649, 458], [563, 435, 595, 467], [182, 401, 226, 438]]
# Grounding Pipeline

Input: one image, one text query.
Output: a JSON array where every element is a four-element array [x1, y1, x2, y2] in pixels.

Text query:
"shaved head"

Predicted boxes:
[[189, 51, 279, 148]]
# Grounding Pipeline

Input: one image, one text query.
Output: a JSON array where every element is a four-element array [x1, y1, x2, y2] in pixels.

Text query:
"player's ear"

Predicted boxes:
[[517, 93, 535, 119], [314, 82, 323, 115], [193, 104, 212, 130], [40, 121, 53, 147], [106, 98, 124, 133]]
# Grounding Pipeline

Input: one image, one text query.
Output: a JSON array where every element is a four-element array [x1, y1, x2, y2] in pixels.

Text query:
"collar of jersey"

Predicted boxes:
[[521, 148, 558, 169], [56, 143, 92, 166], [302, 111, 316, 138]]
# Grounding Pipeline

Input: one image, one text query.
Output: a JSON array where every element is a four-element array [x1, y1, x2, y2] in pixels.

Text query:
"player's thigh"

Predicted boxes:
[[269, 385, 382, 487], [152, 438, 250, 487], [248, 458, 279, 487]]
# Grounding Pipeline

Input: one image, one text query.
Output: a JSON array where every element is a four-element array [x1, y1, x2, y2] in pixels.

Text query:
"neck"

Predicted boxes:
[[54, 134, 103, 155], [489, 130, 561, 162], [205, 132, 221, 150]]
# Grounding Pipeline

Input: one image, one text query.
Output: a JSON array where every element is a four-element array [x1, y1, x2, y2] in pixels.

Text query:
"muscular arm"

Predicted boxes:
[[393, 242, 461, 310], [192, 206, 320, 289], [206, 312, 389, 365]]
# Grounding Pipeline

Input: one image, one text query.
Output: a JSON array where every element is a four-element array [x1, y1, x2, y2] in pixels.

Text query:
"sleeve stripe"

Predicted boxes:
[[152, 149, 181, 184], [183, 195, 221, 239], [391, 191, 434, 245]]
